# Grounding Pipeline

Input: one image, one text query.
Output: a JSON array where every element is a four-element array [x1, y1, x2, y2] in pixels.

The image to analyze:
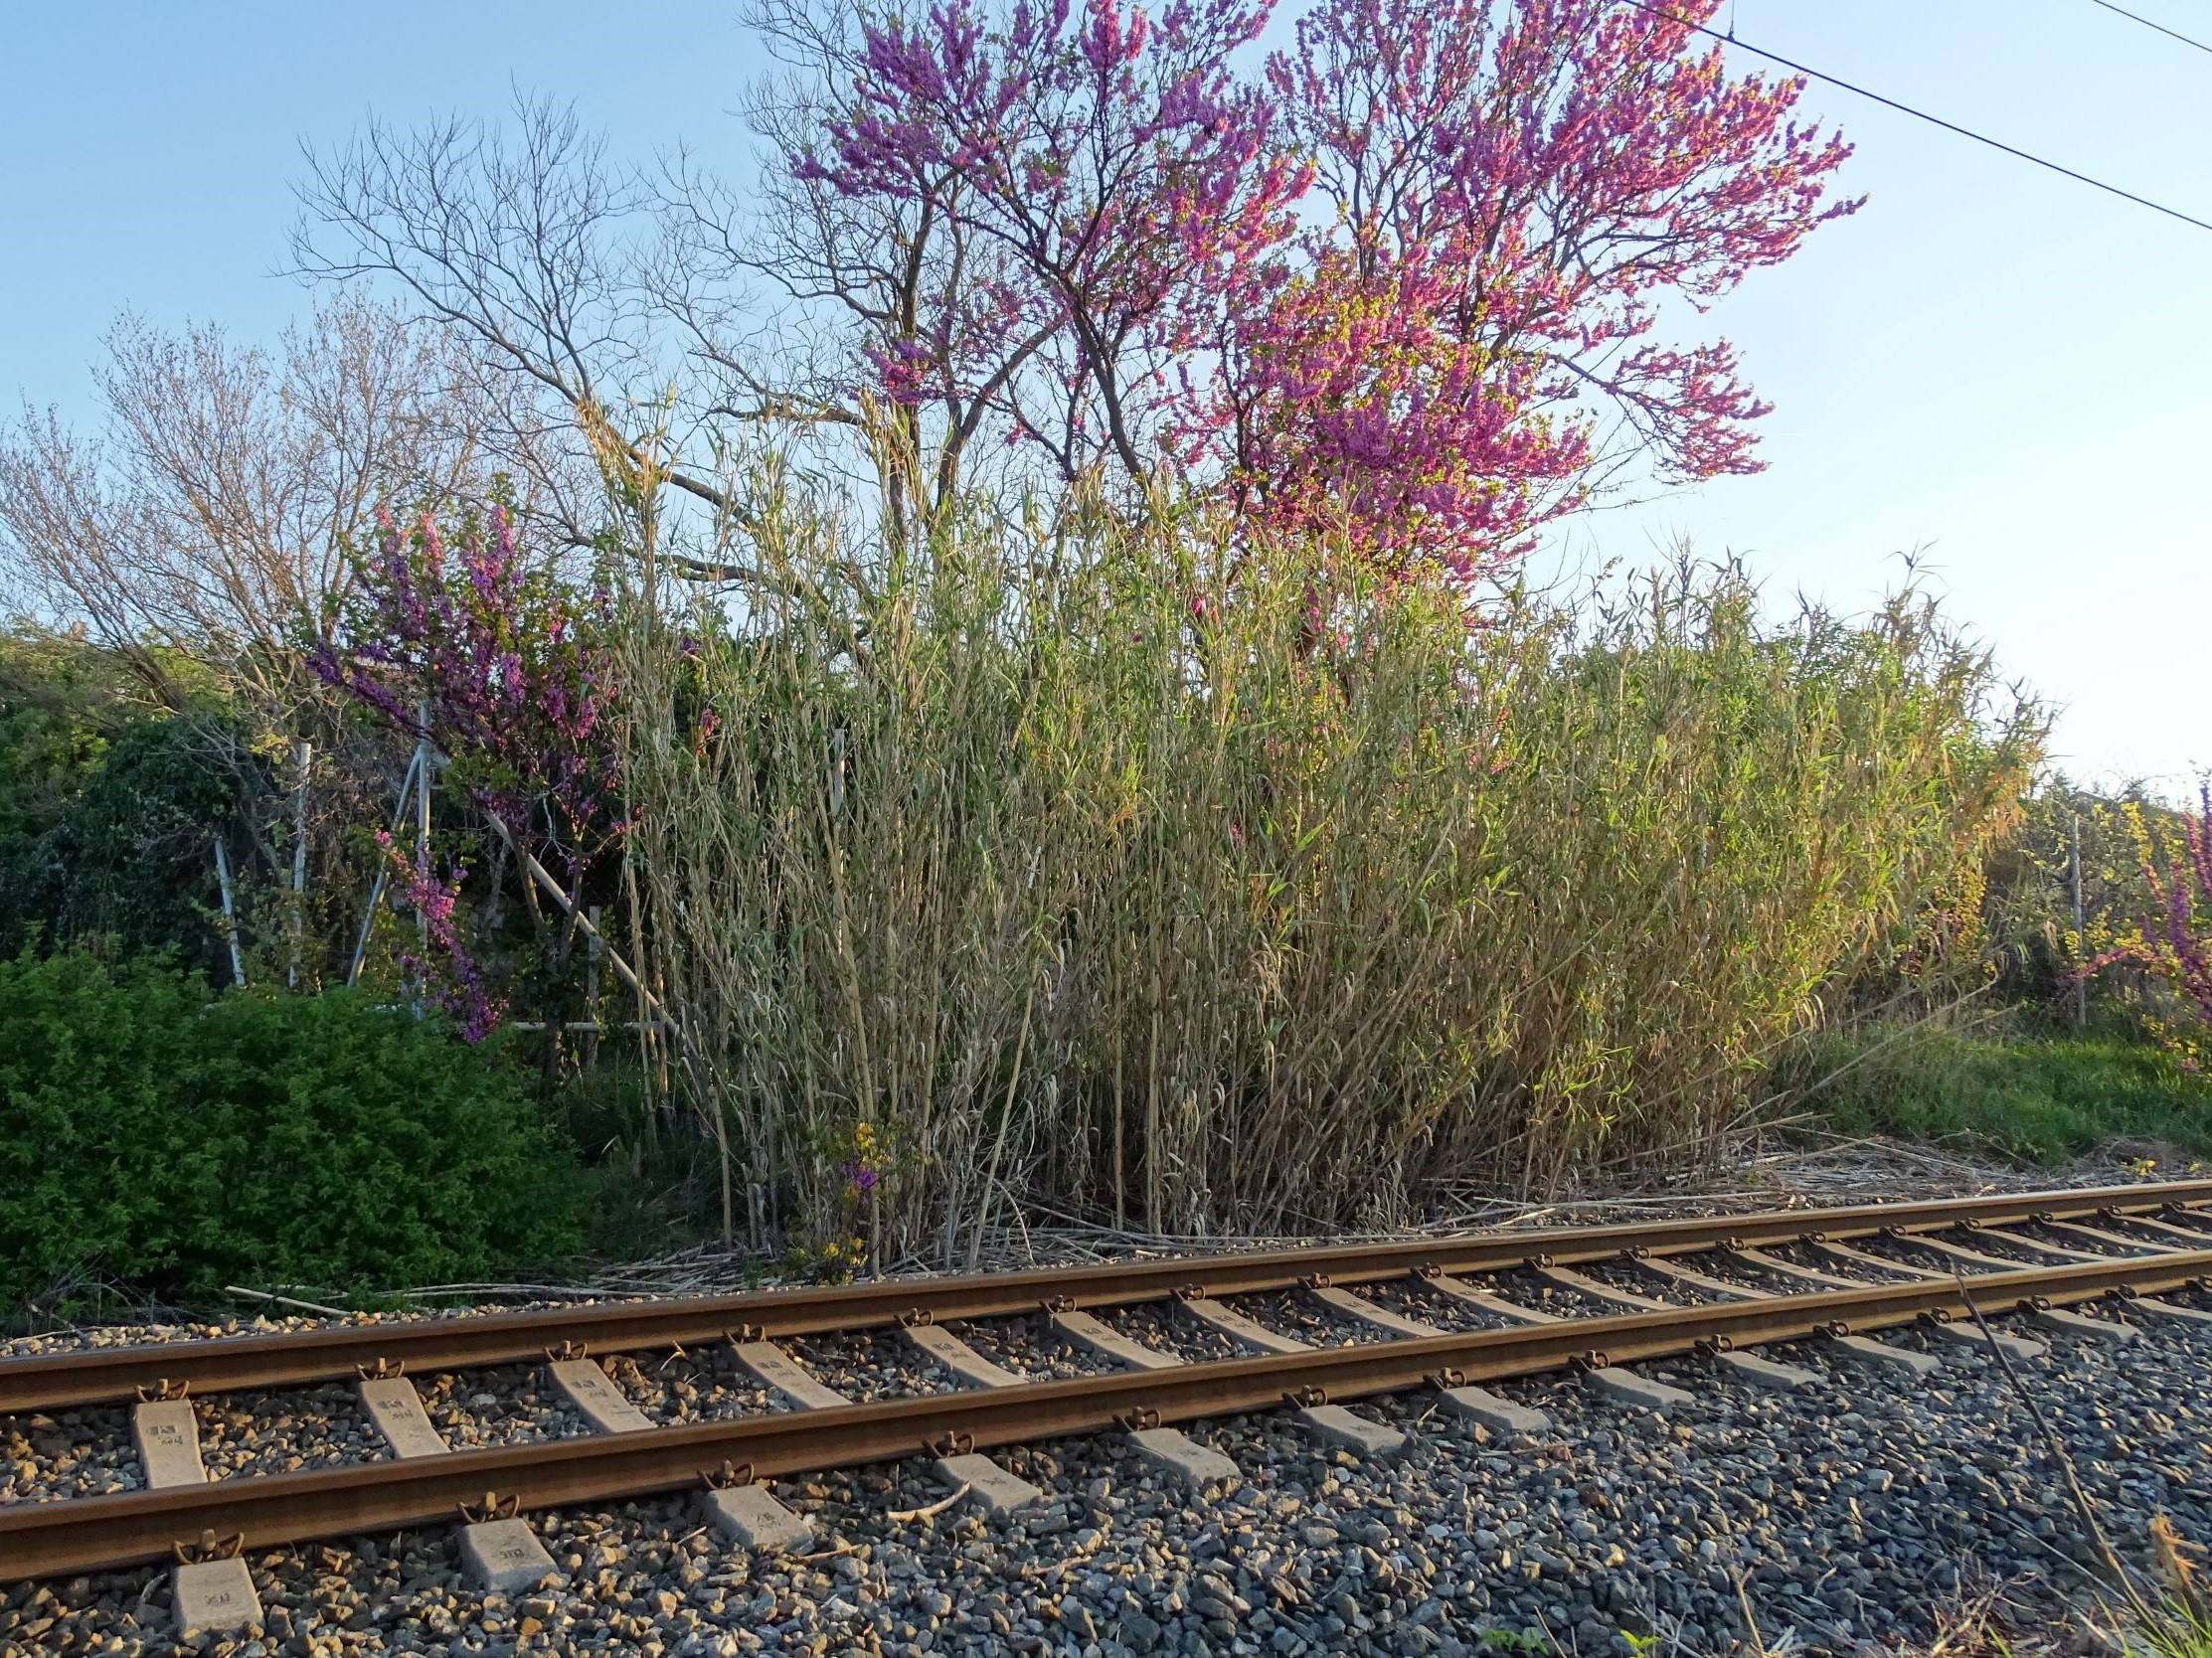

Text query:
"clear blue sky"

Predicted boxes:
[[4, 2, 2207, 789]]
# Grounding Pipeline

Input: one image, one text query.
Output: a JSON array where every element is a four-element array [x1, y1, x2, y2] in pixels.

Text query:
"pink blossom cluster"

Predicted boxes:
[[373, 828, 504, 1041], [801, 0, 1856, 580], [313, 506, 624, 857], [811, 0, 1306, 477], [311, 505, 628, 1037]]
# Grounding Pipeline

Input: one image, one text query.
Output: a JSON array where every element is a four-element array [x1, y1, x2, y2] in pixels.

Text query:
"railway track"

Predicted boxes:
[[4, 1178, 2210, 1636]]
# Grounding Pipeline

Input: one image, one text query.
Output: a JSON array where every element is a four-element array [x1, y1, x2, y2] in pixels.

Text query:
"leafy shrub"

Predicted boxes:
[[1970, 780, 2197, 1037], [39, 718, 254, 954], [0, 949, 589, 1310], [0, 625, 141, 841], [0, 628, 255, 966]]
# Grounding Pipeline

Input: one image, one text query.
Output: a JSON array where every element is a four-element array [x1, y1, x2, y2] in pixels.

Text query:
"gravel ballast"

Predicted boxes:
[[5, 1291, 2210, 1656]]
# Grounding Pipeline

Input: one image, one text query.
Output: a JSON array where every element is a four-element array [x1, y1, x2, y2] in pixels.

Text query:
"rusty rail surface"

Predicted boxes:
[[4, 1245, 2207, 1581], [4, 1177, 2207, 1413]]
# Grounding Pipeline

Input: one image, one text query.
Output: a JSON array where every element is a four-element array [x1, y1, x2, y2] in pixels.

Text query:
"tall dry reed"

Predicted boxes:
[[613, 483, 2037, 1262]]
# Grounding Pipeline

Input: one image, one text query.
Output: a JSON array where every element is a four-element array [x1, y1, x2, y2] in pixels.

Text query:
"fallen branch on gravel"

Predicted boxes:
[[224, 1285, 349, 1318], [886, 1485, 970, 1523], [1022, 1521, 1114, 1582]]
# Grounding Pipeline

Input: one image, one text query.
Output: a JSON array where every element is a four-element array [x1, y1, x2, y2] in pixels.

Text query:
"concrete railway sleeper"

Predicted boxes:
[[2, 1241, 2209, 1608], [3, 1177, 2208, 1415]]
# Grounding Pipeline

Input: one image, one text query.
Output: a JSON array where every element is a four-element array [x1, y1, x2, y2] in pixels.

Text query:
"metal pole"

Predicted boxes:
[[414, 705, 432, 957], [212, 837, 247, 988], [288, 741, 312, 990], [346, 748, 422, 987], [2072, 810, 2088, 1029]]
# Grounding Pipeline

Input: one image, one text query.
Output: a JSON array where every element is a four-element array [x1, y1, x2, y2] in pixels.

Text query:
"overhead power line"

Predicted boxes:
[[1617, 0, 2212, 236], [2084, 0, 2212, 58]]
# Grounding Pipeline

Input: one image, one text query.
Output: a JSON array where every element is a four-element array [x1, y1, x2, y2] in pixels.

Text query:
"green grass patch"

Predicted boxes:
[[1778, 1021, 2212, 1165]]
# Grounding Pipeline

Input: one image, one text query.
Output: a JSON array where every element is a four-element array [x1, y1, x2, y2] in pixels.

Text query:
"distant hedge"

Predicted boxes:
[[0, 949, 589, 1310]]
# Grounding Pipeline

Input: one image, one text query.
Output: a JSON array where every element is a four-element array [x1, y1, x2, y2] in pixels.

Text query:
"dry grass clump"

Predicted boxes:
[[614, 484, 2036, 1261]]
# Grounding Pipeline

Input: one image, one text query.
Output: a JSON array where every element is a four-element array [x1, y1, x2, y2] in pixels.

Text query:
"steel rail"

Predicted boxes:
[[4, 1247, 2207, 1582], [3, 1179, 2206, 1414]]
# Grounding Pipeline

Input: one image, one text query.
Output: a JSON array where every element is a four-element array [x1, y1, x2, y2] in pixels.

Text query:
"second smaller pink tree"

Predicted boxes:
[[312, 502, 628, 1036]]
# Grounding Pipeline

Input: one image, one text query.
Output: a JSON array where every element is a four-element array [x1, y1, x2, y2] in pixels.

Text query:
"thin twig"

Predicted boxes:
[[224, 1285, 351, 1319], [1951, 1271, 2146, 1612], [886, 1484, 971, 1523], [1020, 1526, 1112, 1580], [1732, 1569, 1770, 1657]]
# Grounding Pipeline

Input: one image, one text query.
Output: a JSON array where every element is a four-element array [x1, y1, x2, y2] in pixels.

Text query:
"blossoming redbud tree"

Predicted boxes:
[[797, 0, 1855, 580], [311, 504, 625, 1036]]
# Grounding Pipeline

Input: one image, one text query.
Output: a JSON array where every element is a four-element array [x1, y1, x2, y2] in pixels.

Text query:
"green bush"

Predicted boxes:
[[38, 717, 253, 956], [0, 949, 590, 1310], [0, 627, 254, 966]]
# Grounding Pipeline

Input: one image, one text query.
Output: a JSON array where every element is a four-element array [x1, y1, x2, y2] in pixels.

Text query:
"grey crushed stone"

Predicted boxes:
[[953, 1316, 1120, 1383], [784, 1329, 944, 1404], [2, 1402, 140, 1502], [1224, 1291, 1378, 1350], [1113, 1304, 1245, 1366], [200, 1385, 377, 1479], [605, 1351, 786, 1424], [6, 1296, 2209, 1656], [416, 1363, 592, 1451]]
